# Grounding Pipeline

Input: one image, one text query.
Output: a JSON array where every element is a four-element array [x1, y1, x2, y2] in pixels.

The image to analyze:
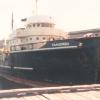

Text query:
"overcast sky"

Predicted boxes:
[[0, 0, 100, 39]]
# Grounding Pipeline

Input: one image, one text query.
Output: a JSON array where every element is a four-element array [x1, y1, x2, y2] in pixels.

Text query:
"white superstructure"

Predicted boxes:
[[8, 15, 68, 51]]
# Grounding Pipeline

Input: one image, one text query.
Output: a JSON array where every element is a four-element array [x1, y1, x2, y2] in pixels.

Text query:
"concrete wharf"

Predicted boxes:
[[0, 84, 100, 100], [0, 73, 100, 99]]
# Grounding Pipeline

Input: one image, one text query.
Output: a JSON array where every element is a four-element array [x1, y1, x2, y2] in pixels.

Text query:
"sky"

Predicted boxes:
[[0, 0, 100, 39]]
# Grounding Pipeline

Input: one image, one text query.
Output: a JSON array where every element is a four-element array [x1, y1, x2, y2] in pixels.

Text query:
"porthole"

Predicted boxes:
[[30, 38, 32, 40], [37, 23, 40, 27]]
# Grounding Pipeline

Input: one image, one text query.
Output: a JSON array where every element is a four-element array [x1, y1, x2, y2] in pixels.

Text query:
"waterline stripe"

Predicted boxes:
[[14, 66, 33, 70], [0, 65, 11, 68], [0, 65, 33, 70]]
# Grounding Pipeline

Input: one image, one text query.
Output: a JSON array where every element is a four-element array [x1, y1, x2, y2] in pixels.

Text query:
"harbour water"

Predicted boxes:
[[0, 76, 31, 90]]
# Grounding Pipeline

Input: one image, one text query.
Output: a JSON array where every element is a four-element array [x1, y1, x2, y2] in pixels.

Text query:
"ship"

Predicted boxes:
[[0, 1, 100, 84]]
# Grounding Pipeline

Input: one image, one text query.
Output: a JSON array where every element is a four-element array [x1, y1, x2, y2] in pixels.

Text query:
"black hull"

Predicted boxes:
[[1, 37, 100, 84]]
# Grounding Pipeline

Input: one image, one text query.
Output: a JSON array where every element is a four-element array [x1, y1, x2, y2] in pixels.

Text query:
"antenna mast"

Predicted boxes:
[[35, 0, 38, 15], [11, 12, 14, 32]]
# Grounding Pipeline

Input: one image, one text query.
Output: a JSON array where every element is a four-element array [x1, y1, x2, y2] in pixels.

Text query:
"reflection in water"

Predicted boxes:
[[0, 76, 31, 90]]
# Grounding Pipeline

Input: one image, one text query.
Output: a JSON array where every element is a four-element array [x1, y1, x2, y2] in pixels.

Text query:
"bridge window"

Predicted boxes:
[[36, 37, 39, 40], [43, 37, 46, 40], [37, 23, 40, 27], [30, 38, 32, 40], [21, 46, 26, 50], [41, 23, 53, 27], [41, 23, 45, 27], [33, 24, 35, 27]]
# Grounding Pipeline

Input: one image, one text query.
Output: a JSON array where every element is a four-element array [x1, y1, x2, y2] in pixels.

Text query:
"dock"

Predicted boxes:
[[0, 73, 100, 99], [0, 84, 100, 100]]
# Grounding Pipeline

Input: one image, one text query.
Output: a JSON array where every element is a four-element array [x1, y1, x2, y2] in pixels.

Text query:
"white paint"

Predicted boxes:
[[14, 67, 33, 70], [0, 65, 11, 68], [52, 42, 69, 47]]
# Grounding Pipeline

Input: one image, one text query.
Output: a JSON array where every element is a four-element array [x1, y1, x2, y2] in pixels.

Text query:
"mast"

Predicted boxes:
[[35, 0, 38, 15], [11, 12, 14, 32]]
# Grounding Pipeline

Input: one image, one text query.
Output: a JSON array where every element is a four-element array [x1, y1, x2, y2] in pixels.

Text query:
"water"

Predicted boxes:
[[0, 76, 31, 90]]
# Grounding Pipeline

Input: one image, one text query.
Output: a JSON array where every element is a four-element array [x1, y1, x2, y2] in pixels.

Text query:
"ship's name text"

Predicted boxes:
[[52, 42, 69, 47]]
